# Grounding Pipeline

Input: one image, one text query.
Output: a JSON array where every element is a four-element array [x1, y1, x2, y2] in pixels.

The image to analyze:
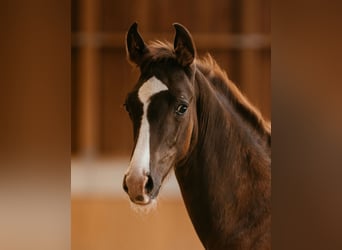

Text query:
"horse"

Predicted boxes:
[[122, 22, 271, 250]]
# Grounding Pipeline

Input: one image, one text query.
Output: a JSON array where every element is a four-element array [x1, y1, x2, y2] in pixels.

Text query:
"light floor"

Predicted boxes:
[[72, 197, 203, 250]]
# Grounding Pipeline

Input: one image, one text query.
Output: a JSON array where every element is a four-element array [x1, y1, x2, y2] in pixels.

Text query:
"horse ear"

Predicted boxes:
[[173, 23, 196, 67], [126, 22, 147, 66]]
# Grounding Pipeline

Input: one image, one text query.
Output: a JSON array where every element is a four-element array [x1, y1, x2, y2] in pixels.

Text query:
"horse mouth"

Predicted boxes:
[[129, 185, 161, 206], [129, 197, 158, 214], [130, 196, 153, 206]]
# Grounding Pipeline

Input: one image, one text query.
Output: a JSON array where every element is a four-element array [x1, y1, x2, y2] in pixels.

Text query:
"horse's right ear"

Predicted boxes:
[[173, 23, 196, 67], [126, 22, 147, 66]]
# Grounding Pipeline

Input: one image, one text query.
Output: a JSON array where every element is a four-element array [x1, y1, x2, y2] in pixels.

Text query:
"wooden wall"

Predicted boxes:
[[71, 0, 271, 157]]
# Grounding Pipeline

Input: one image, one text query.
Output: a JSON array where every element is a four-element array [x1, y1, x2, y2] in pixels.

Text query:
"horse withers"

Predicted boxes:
[[122, 22, 271, 250]]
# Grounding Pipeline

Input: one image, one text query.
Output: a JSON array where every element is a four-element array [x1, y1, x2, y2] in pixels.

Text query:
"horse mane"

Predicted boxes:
[[145, 41, 271, 142], [195, 55, 271, 143]]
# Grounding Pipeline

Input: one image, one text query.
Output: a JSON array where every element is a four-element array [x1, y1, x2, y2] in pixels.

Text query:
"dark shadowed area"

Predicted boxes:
[[272, 1, 342, 249]]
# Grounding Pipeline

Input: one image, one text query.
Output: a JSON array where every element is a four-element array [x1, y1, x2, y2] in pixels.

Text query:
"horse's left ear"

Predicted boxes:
[[126, 22, 148, 66], [173, 23, 196, 67]]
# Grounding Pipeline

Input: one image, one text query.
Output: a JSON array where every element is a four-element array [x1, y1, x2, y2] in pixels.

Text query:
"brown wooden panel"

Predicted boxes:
[[239, 50, 266, 118], [259, 48, 271, 120], [100, 48, 138, 155], [257, 0, 271, 33], [102, 0, 135, 32], [241, 0, 270, 120]]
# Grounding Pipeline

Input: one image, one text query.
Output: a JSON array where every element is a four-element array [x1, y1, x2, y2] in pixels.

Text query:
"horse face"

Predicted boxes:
[[123, 71, 195, 205], [123, 23, 196, 205]]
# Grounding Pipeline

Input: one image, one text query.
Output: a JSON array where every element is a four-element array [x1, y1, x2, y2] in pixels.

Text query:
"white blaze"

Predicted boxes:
[[127, 76, 168, 175]]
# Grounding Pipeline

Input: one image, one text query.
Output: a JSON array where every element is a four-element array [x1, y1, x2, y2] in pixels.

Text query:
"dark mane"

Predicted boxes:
[[195, 55, 271, 144], [145, 41, 271, 142]]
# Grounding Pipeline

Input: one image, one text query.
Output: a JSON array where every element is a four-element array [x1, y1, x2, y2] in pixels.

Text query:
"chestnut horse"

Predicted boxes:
[[122, 22, 271, 249]]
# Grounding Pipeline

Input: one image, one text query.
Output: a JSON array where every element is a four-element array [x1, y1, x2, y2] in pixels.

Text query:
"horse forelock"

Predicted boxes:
[[148, 40, 175, 60]]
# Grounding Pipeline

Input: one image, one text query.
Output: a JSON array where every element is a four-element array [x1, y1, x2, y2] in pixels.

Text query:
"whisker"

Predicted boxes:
[[129, 199, 158, 215]]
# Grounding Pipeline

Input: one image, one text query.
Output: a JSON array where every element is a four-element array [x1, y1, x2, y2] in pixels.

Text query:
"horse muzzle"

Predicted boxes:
[[123, 171, 155, 205]]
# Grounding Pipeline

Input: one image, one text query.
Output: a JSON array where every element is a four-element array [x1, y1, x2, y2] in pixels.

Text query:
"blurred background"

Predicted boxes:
[[71, 0, 270, 249]]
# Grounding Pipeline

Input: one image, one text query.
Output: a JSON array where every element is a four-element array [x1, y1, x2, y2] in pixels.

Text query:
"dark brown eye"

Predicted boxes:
[[175, 104, 188, 115]]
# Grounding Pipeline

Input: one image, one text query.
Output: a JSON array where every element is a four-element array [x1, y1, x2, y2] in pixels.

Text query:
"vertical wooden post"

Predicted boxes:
[[240, 0, 260, 105], [77, 0, 101, 157], [133, 0, 149, 28], [240, 0, 271, 120]]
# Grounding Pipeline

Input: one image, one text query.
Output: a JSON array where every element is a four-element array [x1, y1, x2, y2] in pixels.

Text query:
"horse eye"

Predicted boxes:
[[175, 104, 188, 115]]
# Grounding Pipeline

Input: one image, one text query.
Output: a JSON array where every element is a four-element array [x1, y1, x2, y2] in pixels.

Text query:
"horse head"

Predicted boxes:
[[122, 23, 197, 206]]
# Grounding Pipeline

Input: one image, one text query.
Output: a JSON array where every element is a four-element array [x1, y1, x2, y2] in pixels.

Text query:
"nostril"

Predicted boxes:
[[123, 175, 128, 193], [144, 175, 154, 194]]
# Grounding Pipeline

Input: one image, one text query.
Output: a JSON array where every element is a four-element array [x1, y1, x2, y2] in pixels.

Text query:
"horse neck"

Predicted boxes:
[[175, 69, 271, 248]]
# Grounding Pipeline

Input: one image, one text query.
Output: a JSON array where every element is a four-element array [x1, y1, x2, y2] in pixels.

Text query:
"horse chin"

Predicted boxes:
[[129, 198, 157, 214], [128, 185, 161, 214]]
